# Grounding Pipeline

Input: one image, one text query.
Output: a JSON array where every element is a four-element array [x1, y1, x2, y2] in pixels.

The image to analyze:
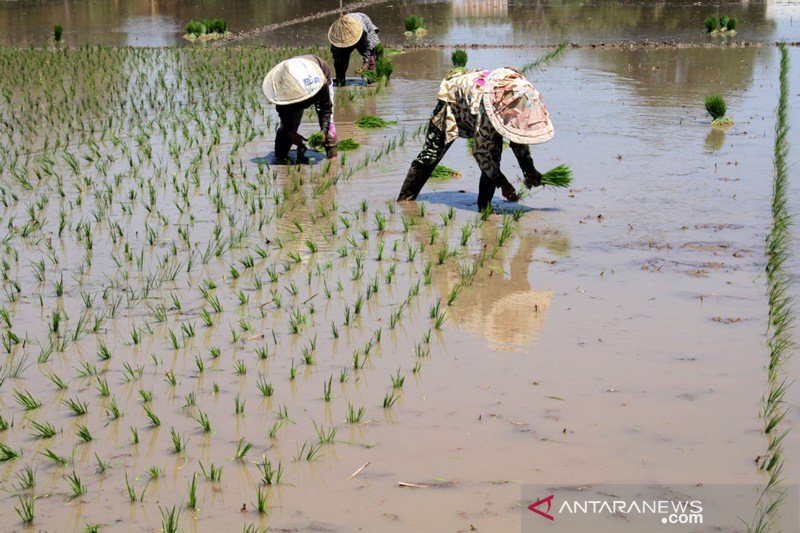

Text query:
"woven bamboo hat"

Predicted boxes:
[[328, 15, 362, 48], [482, 67, 554, 145], [262, 57, 326, 105]]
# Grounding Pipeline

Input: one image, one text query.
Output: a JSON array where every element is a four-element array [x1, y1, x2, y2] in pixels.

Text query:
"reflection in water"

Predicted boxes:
[[407, 205, 570, 350], [704, 128, 727, 151], [452, 0, 508, 18], [4, 0, 792, 48]]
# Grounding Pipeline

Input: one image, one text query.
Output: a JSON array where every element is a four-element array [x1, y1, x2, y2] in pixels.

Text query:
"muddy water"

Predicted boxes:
[[0, 41, 799, 533], [1, 0, 799, 47]]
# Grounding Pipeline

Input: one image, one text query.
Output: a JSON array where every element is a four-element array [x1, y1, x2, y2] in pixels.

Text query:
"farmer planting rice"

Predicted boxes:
[[328, 13, 381, 86], [262, 54, 338, 163], [397, 67, 554, 211]]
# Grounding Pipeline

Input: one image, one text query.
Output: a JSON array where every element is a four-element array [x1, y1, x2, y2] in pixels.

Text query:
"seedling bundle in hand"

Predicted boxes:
[[515, 164, 573, 198]]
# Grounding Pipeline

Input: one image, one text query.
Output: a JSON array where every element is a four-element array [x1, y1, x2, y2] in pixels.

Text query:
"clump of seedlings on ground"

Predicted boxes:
[[705, 94, 734, 127], [184, 19, 230, 42]]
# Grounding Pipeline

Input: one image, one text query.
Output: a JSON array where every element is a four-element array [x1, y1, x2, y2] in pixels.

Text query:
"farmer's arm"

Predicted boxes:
[[314, 86, 338, 157], [473, 124, 520, 202], [510, 142, 542, 188]]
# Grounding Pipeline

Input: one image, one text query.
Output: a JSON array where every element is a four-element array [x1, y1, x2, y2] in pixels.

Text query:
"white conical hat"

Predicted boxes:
[[482, 67, 554, 145], [262, 57, 326, 105], [328, 15, 363, 48]]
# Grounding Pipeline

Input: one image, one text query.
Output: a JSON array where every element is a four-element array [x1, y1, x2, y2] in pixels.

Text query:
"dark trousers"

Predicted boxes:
[[397, 102, 498, 210], [274, 106, 305, 158]]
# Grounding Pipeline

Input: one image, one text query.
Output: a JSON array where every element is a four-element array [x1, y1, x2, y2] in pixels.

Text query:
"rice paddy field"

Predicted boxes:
[[1, 1, 799, 532]]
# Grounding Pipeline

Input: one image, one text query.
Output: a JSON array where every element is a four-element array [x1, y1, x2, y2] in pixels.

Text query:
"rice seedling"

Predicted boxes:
[[391, 368, 405, 389], [14, 464, 36, 491], [62, 396, 89, 416], [106, 396, 121, 419], [29, 419, 57, 440], [14, 494, 34, 524], [313, 420, 337, 444], [160, 505, 180, 533], [383, 390, 400, 409], [139, 389, 153, 403], [143, 404, 161, 427], [14, 389, 41, 410], [148, 466, 164, 479], [40, 448, 67, 466], [195, 409, 211, 432], [170, 427, 188, 453], [434, 310, 447, 330], [64, 469, 87, 498], [95, 452, 110, 474], [46, 371, 69, 390], [258, 456, 283, 485], [187, 473, 198, 510], [294, 441, 323, 461], [234, 438, 253, 460], [122, 361, 143, 382], [235, 394, 246, 414], [255, 487, 268, 513], [346, 403, 365, 424], [200, 461, 222, 482], [76, 424, 93, 443], [130, 427, 139, 444], [268, 420, 282, 439]]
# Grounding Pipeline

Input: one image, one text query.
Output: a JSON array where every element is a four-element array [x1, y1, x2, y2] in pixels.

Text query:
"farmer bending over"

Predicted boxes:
[[328, 13, 381, 87], [262, 55, 338, 163], [397, 68, 553, 211]]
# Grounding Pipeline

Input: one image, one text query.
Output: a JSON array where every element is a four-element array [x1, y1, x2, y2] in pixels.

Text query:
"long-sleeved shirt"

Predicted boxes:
[[432, 69, 538, 186], [349, 12, 380, 57], [275, 55, 334, 134]]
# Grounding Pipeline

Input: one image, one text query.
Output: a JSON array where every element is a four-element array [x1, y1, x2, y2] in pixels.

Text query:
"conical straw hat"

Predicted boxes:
[[328, 15, 362, 48], [482, 67, 554, 145], [262, 57, 326, 105]]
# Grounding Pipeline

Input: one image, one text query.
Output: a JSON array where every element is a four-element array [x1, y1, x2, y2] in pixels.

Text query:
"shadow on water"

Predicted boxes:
[[417, 190, 560, 213], [251, 149, 327, 166]]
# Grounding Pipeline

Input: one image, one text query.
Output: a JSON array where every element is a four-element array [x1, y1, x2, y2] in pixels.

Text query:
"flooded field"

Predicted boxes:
[[1, 1, 799, 532]]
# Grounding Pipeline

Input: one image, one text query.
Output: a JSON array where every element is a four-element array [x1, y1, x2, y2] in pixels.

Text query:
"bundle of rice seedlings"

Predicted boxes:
[[404, 16, 424, 32], [705, 94, 734, 127], [541, 164, 572, 188], [451, 49, 468, 68], [704, 16, 718, 33], [515, 165, 573, 198], [356, 116, 396, 129], [430, 164, 462, 180], [307, 132, 324, 148], [337, 138, 360, 151]]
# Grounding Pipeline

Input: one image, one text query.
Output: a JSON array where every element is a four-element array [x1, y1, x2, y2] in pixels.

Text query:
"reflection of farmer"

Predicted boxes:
[[262, 55, 338, 162], [397, 68, 554, 211], [328, 13, 381, 87]]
